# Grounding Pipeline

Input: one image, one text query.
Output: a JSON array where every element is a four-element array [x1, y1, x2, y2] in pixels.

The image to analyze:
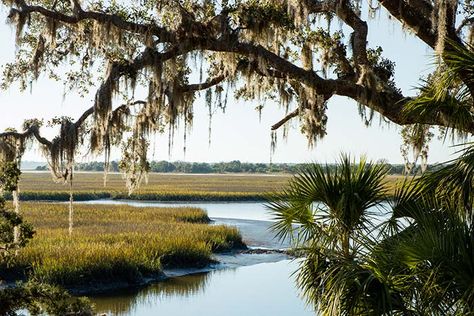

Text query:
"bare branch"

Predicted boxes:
[[379, 0, 438, 48], [178, 75, 226, 93], [271, 108, 300, 131]]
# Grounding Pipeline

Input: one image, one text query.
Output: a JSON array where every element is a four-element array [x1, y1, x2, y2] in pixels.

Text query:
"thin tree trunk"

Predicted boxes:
[[68, 169, 74, 236], [12, 189, 20, 255]]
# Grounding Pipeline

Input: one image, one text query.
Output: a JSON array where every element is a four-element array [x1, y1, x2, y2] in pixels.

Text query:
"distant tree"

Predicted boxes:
[[150, 160, 177, 173], [223, 160, 241, 173], [190, 162, 213, 173]]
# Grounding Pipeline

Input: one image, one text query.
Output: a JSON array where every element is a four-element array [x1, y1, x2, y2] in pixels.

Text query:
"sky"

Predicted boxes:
[[0, 5, 464, 164]]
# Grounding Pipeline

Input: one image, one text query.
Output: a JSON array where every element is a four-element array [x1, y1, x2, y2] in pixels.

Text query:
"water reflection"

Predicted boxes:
[[90, 261, 315, 316], [77, 200, 272, 221], [92, 273, 211, 315]]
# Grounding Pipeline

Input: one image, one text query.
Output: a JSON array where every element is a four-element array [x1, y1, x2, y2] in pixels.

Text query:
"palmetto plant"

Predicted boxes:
[[385, 177, 474, 315], [268, 154, 474, 315], [413, 144, 474, 223], [399, 41, 474, 176], [268, 154, 389, 254], [392, 44, 474, 314], [267, 155, 395, 315]]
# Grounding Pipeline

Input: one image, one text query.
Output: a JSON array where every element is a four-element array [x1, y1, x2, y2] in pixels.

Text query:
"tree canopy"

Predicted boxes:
[[0, 0, 473, 189]]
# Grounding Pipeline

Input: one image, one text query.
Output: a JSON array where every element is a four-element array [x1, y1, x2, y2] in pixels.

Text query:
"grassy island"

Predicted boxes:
[[3, 202, 244, 290]]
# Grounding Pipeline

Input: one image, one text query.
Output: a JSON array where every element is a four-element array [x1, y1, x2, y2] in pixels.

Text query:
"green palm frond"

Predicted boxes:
[[402, 80, 473, 137], [269, 150, 474, 314], [266, 154, 392, 314], [417, 143, 474, 222], [390, 176, 423, 218], [443, 40, 474, 83], [402, 40, 474, 137], [266, 154, 388, 248], [392, 205, 474, 314]]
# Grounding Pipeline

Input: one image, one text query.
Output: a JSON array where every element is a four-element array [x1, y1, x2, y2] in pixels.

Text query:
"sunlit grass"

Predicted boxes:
[[19, 172, 290, 193], [13, 172, 404, 201], [5, 202, 244, 287]]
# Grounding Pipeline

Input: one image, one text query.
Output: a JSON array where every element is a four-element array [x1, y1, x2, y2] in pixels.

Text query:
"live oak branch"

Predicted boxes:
[[1, 0, 473, 189]]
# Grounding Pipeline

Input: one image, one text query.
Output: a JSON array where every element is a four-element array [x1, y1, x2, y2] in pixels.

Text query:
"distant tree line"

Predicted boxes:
[[35, 161, 444, 175]]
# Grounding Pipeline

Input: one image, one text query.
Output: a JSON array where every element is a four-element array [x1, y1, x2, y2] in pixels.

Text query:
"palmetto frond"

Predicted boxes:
[[416, 144, 474, 223], [402, 41, 474, 137], [267, 154, 388, 249], [388, 198, 474, 314], [266, 154, 390, 314]]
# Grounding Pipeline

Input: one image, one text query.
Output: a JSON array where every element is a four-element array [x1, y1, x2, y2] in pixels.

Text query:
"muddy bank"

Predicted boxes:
[[68, 247, 291, 296], [67, 216, 292, 295], [67, 212, 292, 296]]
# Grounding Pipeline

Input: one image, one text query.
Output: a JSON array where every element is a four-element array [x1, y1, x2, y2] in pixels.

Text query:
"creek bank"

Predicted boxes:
[[4, 191, 267, 202], [64, 216, 291, 296], [67, 247, 291, 296], [5, 200, 294, 298]]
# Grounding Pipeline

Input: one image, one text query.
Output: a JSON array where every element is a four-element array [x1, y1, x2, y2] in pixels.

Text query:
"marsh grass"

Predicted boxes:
[[19, 172, 290, 193], [12, 172, 403, 201], [3, 202, 244, 287], [11, 172, 293, 201]]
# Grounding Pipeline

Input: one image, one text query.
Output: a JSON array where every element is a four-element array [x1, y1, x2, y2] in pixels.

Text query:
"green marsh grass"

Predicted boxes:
[[5, 202, 244, 287]]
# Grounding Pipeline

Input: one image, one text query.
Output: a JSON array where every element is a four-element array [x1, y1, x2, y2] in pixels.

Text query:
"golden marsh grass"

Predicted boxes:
[[6, 202, 243, 287], [15, 172, 404, 201]]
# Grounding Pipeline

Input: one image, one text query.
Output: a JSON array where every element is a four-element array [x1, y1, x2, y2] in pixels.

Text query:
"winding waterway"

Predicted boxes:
[[80, 200, 316, 316]]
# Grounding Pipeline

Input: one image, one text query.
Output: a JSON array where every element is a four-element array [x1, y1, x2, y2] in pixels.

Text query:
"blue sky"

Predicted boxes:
[[0, 6, 463, 164]]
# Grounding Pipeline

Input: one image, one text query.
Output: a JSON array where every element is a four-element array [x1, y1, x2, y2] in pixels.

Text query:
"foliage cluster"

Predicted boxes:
[[0, 162, 21, 192], [0, 281, 94, 316], [0, 199, 34, 262]]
